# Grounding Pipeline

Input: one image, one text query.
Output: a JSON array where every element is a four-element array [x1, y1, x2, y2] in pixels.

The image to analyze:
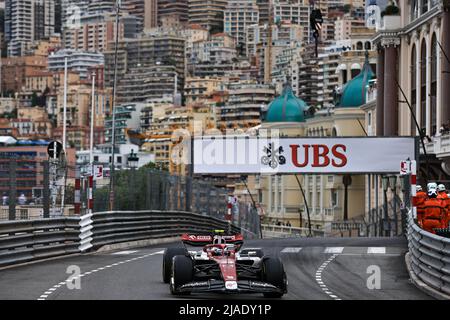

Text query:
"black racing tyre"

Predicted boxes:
[[261, 257, 287, 298], [170, 255, 194, 295], [162, 247, 188, 283]]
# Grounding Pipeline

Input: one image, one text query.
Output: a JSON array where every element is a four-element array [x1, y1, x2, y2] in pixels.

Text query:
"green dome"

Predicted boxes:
[[338, 55, 374, 108], [265, 85, 308, 122]]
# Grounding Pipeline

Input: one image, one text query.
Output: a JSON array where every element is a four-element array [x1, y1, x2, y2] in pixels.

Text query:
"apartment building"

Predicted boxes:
[[224, 0, 259, 49], [63, 11, 140, 52], [5, 0, 56, 56], [216, 81, 276, 130], [158, 0, 189, 27], [1, 55, 48, 92], [104, 33, 186, 99], [104, 103, 147, 145], [188, 0, 228, 33], [190, 33, 237, 63], [48, 49, 104, 80]]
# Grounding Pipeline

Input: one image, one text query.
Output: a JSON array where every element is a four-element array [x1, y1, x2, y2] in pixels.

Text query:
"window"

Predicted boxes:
[[331, 190, 338, 207], [421, 0, 429, 14], [420, 40, 427, 133], [430, 34, 437, 136], [411, 45, 417, 135]]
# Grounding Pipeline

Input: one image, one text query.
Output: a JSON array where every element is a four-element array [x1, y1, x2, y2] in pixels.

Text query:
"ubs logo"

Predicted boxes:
[[261, 143, 286, 169]]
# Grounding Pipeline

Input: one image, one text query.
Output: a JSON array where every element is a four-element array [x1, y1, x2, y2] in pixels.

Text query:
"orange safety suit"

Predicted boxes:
[[412, 191, 427, 226], [422, 197, 445, 234], [437, 192, 450, 228]]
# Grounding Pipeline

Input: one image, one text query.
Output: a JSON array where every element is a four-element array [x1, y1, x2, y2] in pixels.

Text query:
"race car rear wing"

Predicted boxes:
[[181, 233, 244, 247]]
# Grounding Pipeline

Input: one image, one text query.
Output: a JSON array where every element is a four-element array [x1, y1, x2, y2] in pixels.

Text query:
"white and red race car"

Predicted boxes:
[[162, 232, 287, 298]]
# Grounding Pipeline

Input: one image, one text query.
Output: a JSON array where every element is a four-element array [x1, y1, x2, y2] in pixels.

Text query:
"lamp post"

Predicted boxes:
[[127, 149, 139, 211], [343, 174, 352, 221], [240, 175, 262, 239], [381, 175, 390, 237], [128, 149, 139, 170], [108, 0, 121, 211]]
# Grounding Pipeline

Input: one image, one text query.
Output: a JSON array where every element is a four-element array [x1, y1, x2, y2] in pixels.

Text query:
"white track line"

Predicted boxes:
[[111, 250, 139, 255], [324, 247, 344, 254], [315, 254, 341, 301], [37, 250, 164, 301], [281, 247, 303, 253], [367, 247, 386, 254]]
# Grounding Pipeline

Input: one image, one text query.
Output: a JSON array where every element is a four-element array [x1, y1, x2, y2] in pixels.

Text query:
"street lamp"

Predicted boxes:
[[127, 150, 139, 211], [127, 149, 139, 170]]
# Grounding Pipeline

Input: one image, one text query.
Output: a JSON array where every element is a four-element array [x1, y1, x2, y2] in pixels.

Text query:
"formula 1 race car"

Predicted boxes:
[[162, 231, 287, 298]]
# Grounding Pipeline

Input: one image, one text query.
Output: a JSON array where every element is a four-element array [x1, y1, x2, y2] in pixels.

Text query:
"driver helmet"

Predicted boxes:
[[212, 247, 223, 256], [428, 188, 438, 198], [427, 182, 438, 191], [416, 185, 423, 192], [438, 184, 446, 192]]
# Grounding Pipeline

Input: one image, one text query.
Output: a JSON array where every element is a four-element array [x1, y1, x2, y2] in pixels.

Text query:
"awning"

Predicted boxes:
[[0, 136, 16, 145]]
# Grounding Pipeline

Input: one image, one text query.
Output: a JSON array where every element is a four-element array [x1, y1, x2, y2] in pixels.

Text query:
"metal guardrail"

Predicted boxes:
[[261, 224, 325, 237], [0, 211, 241, 268], [406, 211, 450, 297], [0, 217, 82, 267]]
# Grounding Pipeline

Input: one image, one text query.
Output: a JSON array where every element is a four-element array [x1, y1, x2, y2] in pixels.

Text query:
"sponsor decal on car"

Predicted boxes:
[[225, 281, 238, 290]]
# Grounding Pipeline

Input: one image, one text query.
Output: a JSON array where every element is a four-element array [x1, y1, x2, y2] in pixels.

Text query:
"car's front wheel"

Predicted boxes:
[[261, 256, 287, 298], [162, 247, 188, 283], [170, 255, 194, 295]]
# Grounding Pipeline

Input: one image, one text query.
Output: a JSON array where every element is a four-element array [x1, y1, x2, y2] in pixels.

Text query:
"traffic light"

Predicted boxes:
[[310, 8, 323, 57], [310, 8, 323, 35]]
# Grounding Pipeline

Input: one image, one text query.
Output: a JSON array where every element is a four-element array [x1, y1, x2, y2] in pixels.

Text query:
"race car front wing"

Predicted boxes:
[[176, 279, 286, 294]]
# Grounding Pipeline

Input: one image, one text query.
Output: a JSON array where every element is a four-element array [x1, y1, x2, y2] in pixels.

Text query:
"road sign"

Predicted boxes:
[[93, 165, 103, 180], [47, 141, 63, 159], [400, 160, 411, 175]]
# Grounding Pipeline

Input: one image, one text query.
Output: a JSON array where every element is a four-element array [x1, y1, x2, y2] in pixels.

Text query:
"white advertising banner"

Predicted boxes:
[[193, 137, 416, 174]]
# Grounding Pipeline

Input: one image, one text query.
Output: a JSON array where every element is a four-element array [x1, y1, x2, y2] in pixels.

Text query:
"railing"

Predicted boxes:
[[0, 216, 83, 268], [406, 210, 450, 298], [0, 211, 241, 268], [261, 224, 325, 238]]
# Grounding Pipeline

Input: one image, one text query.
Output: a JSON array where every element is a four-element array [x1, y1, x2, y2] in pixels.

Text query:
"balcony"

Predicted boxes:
[[425, 133, 450, 159], [365, 80, 377, 103]]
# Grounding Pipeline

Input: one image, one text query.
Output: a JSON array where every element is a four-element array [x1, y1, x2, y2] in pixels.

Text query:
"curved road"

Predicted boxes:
[[0, 237, 431, 300]]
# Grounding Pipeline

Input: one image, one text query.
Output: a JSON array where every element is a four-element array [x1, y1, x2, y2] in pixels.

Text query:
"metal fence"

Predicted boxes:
[[1, 161, 261, 236], [92, 169, 231, 219], [406, 210, 450, 298], [0, 160, 76, 220]]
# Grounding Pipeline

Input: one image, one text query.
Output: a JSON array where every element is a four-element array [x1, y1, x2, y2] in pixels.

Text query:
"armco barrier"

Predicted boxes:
[[0, 211, 241, 268], [0, 217, 82, 267], [406, 211, 450, 298]]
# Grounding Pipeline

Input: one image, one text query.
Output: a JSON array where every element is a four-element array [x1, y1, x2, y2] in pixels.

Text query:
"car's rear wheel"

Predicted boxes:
[[170, 255, 194, 295], [162, 247, 188, 283], [261, 257, 287, 298]]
